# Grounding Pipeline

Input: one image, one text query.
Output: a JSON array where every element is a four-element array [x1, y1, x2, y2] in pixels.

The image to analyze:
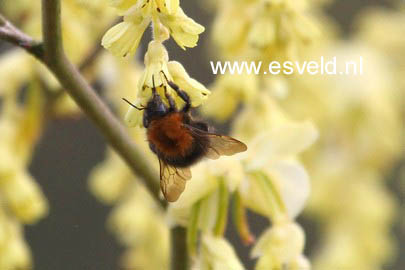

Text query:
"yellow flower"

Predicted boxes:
[[103, 0, 204, 56], [167, 162, 222, 227], [159, 7, 205, 49], [0, 221, 32, 269], [167, 61, 210, 106], [0, 50, 33, 97], [0, 171, 48, 224], [167, 157, 244, 237], [109, 0, 138, 14], [157, 0, 179, 15], [212, 0, 321, 59], [198, 234, 245, 270], [107, 185, 169, 270], [125, 41, 210, 127], [201, 73, 259, 122], [238, 120, 317, 220], [102, 10, 150, 57], [290, 255, 311, 270], [211, 0, 254, 56], [88, 149, 133, 204], [252, 222, 305, 270]]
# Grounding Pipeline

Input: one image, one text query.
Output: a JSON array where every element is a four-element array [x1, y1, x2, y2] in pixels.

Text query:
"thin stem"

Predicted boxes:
[[171, 226, 188, 270], [0, 14, 43, 58], [213, 179, 229, 236], [187, 201, 201, 257], [41, 0, 63, 60]]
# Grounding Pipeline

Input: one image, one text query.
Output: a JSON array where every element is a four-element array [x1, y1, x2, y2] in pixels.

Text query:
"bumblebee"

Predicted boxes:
[[124, 72, 247, 202]]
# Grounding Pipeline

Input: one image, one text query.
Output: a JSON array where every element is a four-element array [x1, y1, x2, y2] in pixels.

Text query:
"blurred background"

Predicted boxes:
[[0, 0, 403, 269]]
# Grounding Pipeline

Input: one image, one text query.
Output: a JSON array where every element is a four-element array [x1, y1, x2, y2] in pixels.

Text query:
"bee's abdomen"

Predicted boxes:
[[147, 113, 194, 165]]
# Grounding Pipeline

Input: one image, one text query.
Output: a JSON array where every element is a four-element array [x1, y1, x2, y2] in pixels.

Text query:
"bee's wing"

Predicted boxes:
[[184, 124, 248, 160], [159, 158, 192, 202], [205, 133, 248, 159]]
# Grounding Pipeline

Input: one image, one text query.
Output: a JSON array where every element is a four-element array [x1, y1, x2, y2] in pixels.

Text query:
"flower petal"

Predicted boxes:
[[124, 100, 144, 127], [251, 222, 305, 263], [246, 121, 318, 170], [102, 19, 150, 57], [201, 234, 245, 270], [155, 0, 179, 15], [267, 160, 310, 219], [160, 7, 205, 49], [167, 61, 210, 106]]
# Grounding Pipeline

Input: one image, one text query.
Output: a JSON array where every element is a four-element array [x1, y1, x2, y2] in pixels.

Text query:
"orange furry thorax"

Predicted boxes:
[[147, 112, 194, 157]]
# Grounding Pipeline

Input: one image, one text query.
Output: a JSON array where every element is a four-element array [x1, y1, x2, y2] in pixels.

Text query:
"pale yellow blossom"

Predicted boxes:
[[0, 171, 48, 224], [0, 50, 33, 97], [125, 41, 210, 127], [159, 7, 205, 49], [198, 234, 245, 270], [108, 185, 169, 270], [252, 222, 305, 270], [102, 0, 204, 56], [88, 149, 133, 204], [201, 73, 259, 122], [0, 219, 32, 269], [102, 15, 150, 57]]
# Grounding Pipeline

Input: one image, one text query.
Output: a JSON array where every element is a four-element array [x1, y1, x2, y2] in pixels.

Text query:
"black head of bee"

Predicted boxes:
[[122, 72, 193, 128], [142, 89, 169, 128]]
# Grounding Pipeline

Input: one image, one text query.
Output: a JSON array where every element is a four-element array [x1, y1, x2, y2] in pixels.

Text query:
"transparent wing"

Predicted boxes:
[[206, 133, 247, 159], [184, 124, 248, 160], [159, 159, 192, 202]]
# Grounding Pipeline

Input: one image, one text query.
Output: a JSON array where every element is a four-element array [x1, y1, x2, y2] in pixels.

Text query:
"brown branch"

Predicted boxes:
[[41, 0, 164, 206], [0, 14, 43, 58], [171, 226, 188, 270], [0, 7, 164, 207]]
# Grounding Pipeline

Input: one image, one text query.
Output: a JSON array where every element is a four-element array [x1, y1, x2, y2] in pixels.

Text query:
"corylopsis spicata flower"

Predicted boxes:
[[102, 0, 204, 57], [125, 41, 210, 127]]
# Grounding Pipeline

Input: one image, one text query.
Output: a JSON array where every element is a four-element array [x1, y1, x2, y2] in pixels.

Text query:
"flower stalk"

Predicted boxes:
[[171, 226, 188, 270], [232, 192, 255, 245], [187, 200, 201, 257], [213, 179, 229, 236]]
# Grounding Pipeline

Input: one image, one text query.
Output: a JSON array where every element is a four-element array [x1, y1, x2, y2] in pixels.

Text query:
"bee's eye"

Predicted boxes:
[[156, 102, 163, 110], [154, 101, 167, 115]]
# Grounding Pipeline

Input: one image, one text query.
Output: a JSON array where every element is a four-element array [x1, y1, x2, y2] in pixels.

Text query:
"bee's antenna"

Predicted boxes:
[[160, 70, 169, 84], [152, 74, 157, 95], [122, 98, 144, 110]]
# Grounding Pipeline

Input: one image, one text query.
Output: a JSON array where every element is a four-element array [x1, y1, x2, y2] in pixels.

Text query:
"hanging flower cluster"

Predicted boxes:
[[280, 6, 404, 270], [124, 41, 210, 127], [212, 0, 322, 61], [102, 0, 205, 57], [0, 79, 48, 269]]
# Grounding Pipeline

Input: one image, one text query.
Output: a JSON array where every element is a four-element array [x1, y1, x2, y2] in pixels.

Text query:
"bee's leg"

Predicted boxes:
[[160, 71, 191, 112], [167, 81, 191, 112], [192, 121, 209, 131], [163, 85, 176, 111], [152, 75, 158, 96]]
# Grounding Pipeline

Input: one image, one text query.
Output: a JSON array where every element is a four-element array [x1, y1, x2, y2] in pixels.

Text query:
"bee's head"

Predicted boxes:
[[143, 91, 169, 127], [148, 93, 168, 116]]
